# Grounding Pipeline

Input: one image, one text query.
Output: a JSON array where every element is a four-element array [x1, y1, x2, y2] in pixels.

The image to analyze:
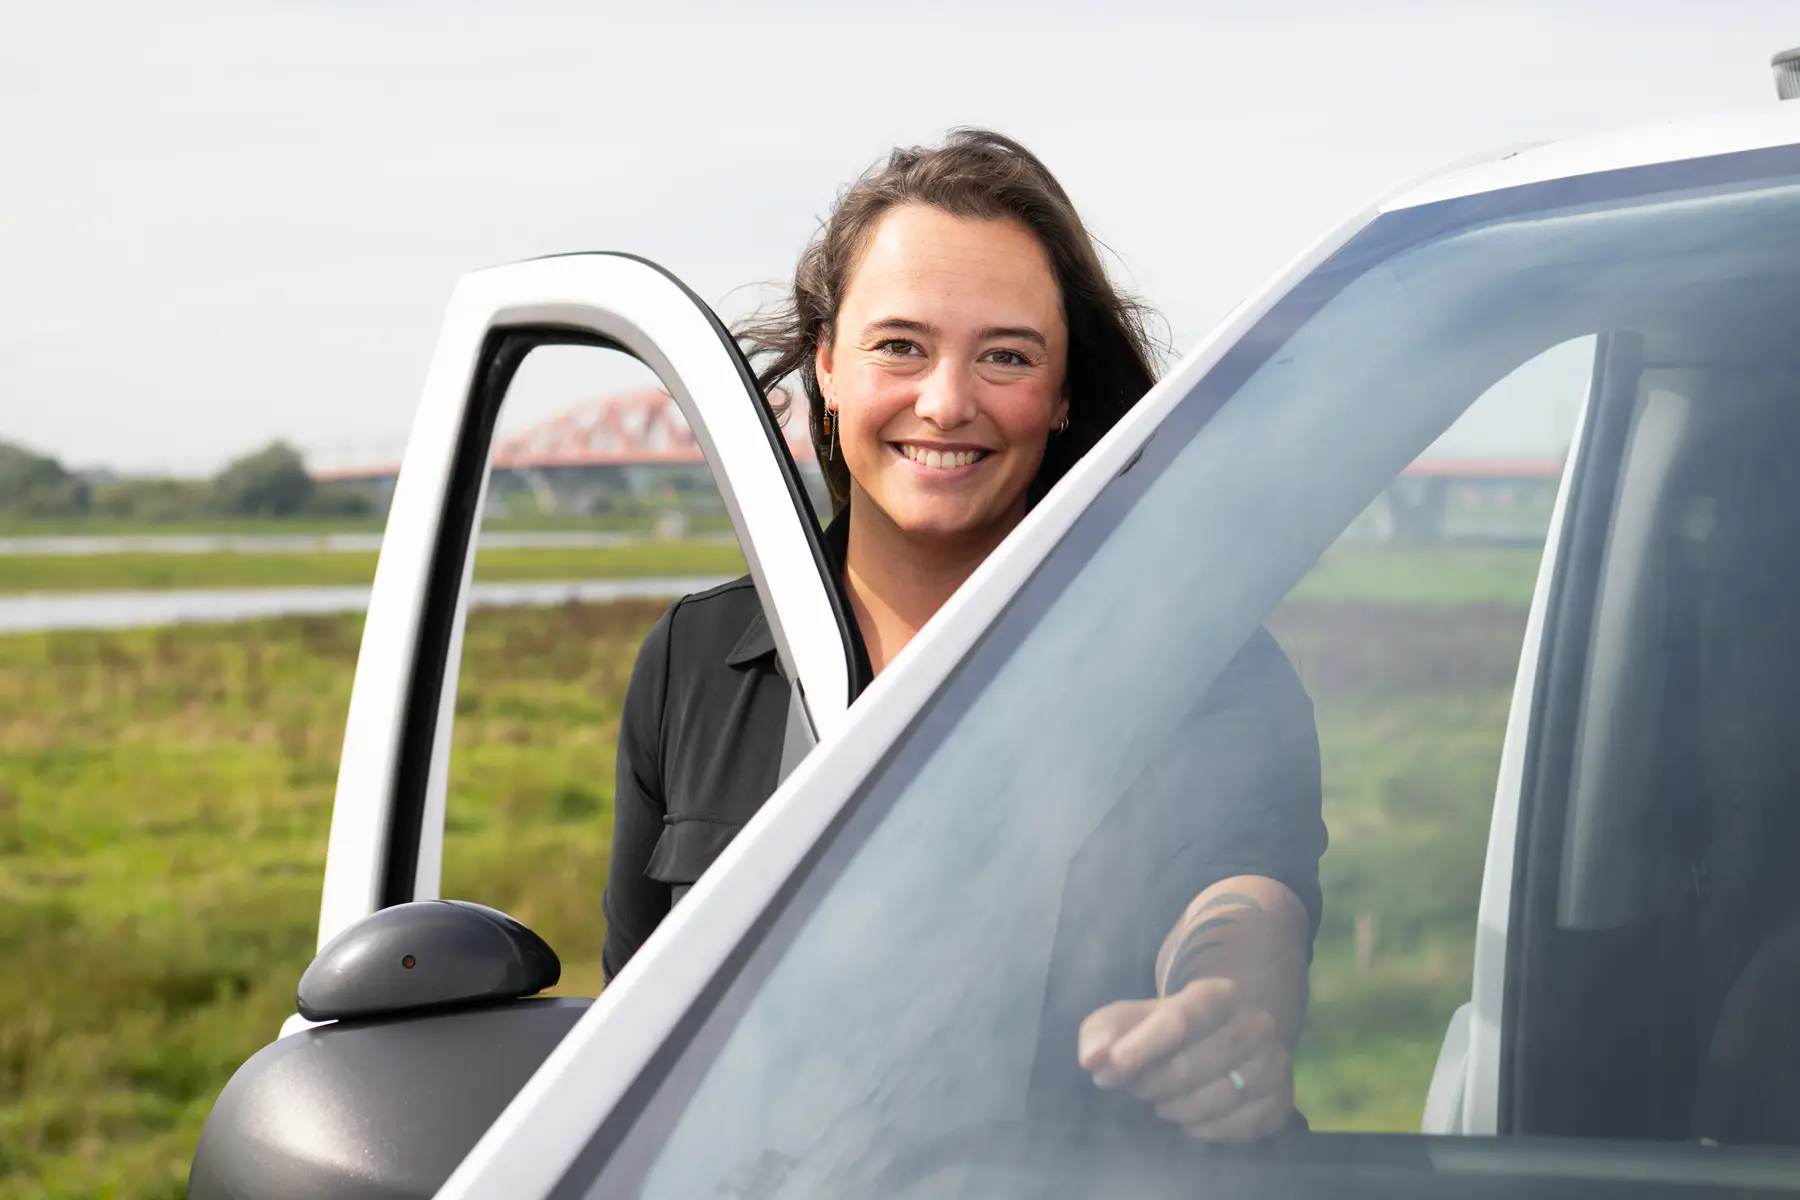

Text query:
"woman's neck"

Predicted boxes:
[[841, 491, 1023, 676]]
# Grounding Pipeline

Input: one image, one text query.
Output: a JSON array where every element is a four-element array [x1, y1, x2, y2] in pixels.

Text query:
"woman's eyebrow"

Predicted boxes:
[[861, 317, 1047, 348], [979, 325, 1048, 349], [862, 317, 935, 339]]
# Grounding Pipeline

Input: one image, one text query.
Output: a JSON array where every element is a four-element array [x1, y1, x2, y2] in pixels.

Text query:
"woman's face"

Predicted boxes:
[[817, 204, 1069, 550]]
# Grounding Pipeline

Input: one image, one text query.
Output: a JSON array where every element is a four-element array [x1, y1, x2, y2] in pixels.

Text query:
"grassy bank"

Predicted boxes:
[[0, 541, 747, 594], [0, 540, 1536, 602], [0, 548, 1530, 1194], [1289, 543, 1542, 607], [1279, 603, 1523, 1128], [0, 602, 662, 1197]]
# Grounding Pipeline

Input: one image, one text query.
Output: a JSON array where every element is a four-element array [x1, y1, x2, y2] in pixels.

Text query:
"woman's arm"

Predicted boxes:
[[1078, 628, 1325, 1140], [601, 608, 676, 983], [1078, 876, 1309, 1141], [1156, 875, 1311, 1043]]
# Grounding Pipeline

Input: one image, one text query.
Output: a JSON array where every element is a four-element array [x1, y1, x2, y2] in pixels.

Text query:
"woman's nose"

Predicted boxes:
[[913, 360, 979, 428]]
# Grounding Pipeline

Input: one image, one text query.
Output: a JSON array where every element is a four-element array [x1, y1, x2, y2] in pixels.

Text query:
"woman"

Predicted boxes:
[[602, 129, 1325, 1143]]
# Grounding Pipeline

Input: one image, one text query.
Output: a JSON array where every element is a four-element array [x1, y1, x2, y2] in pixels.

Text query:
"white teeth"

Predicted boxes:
[[901, 444, 982, 469]]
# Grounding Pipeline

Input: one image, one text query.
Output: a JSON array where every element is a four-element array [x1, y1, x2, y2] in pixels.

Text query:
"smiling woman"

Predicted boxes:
[[600, 128, 1328, 1145], [817, 204, 1071, 672], [828, 208, 1066, 473]]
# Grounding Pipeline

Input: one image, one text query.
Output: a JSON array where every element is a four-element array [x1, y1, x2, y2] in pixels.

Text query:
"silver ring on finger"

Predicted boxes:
[[1227, 1067, 1248, 1103]]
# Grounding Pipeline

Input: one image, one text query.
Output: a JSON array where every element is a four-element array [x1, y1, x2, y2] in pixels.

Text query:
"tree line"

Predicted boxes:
[[0, 440, 375, 520]]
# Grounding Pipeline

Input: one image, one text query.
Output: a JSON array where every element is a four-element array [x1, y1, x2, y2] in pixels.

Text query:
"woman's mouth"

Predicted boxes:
[[894, 443, 990, 470]]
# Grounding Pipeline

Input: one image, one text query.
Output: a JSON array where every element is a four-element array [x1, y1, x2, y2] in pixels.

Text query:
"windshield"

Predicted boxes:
[[586, 144, 1800, 1198]]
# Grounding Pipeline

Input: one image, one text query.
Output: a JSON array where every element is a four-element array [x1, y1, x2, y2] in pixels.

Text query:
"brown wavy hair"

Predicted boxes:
[[736, 128, 1162, 515]]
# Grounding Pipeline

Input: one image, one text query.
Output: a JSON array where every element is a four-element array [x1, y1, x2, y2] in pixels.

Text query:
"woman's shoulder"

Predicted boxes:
[[1203, 624, 1315, 720], [667, 571, 762, 628], [637, 573, 772, 674]]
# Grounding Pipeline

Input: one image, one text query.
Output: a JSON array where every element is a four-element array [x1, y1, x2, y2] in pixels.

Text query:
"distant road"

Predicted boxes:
[[0, 532, 680, 556], [0, 577, 734, 634]]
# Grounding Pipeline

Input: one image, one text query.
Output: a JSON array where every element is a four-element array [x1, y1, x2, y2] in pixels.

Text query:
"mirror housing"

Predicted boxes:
[[297, 898, 560, 1020], [189, 901, 589, 1200]]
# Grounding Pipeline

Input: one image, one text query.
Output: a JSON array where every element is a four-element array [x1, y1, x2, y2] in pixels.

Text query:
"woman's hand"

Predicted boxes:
[[1078, 976, 1294, 1141], [1077, 874, 1309, 1141]]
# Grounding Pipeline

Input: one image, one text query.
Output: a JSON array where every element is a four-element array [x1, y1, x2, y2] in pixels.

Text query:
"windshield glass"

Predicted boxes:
[[591, 145, 1800, 1198]]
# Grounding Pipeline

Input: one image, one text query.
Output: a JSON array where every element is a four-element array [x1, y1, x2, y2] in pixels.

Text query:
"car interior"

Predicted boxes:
[[1508, 305, 1800, 1146]]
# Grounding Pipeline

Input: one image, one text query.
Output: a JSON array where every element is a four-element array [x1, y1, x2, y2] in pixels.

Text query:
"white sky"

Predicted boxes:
[[2, 0, 1795, 475]]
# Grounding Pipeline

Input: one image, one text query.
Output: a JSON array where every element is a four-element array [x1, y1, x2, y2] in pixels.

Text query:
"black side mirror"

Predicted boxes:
[[296, 898, 560, 1020], [189, 901, 592, 1200]]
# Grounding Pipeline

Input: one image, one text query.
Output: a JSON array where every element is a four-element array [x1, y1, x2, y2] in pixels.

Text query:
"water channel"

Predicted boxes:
[[0, 577, 733, 634]]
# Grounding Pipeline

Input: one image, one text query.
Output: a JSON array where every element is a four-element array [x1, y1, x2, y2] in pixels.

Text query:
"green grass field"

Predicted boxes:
[[1288, 544, 1542, 607], [0, 541, 747, 594], [1278, 601, 1524, 1128], [0, 603, 658, 1198], [0, 542, 1540, 1195], [0, 541, 1533, 603]]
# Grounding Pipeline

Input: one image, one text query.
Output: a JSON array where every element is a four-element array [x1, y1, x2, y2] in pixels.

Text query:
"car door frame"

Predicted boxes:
[[1422, 336, 1612, 1135], [307, 252, 859, 977]]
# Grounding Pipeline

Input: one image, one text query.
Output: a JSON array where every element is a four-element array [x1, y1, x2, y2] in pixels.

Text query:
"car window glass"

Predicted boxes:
[[1278, 334, 1589, 1129], [580, 157, 1800, 1197], [437, 345, 817, 996]]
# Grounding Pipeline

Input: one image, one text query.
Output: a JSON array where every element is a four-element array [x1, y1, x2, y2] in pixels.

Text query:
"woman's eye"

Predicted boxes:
[[986, 349, 1029, 367], [877, 339, 918, 356]]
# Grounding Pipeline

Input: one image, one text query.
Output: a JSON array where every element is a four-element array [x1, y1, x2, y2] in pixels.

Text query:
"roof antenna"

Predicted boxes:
[[1775, 47, 1800, 100]]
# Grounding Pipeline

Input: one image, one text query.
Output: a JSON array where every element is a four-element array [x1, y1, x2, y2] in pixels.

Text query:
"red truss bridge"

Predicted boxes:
[[314, 387, 815, 482], [491, 386, 816, 470]]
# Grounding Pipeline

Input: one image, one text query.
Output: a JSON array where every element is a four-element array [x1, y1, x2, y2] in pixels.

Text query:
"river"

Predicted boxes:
[[0, 577, 734, 635]]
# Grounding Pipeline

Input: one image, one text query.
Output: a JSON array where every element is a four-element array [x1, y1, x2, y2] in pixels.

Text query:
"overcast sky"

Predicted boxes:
[[3, 0, 1796, 475]]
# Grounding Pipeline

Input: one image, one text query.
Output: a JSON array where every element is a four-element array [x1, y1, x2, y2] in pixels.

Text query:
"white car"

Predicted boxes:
[[191, 67, 1800, 1200]]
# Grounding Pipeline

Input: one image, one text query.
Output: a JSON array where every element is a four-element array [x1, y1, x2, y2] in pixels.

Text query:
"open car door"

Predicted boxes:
[[307, 252, 858, 975]]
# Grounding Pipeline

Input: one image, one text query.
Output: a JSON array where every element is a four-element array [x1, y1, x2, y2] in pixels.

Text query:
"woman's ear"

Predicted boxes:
[[814, 334, 836, 408], [1052, 391, 1071, 434]]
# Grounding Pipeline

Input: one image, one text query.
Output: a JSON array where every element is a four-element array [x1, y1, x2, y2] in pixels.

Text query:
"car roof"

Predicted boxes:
[[1383, 103, 1800, 213]]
